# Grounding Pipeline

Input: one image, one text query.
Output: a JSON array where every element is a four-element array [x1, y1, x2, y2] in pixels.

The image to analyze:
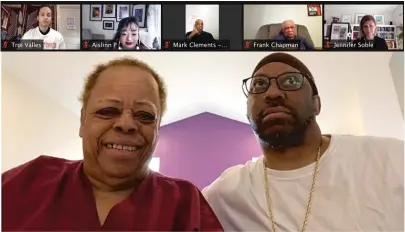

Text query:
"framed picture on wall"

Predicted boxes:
[[355, 13, 366, 24], [341, 14, 351, 23], [373, 15, 385, 25], [89, 4, 102, 21], [102, 4, 116, 18], [307, 4, 322, 16], [132, 4, 146, 27], [103, 20, 115, 30], [329, 22, 351, 40], [116, 4, 130, 22]]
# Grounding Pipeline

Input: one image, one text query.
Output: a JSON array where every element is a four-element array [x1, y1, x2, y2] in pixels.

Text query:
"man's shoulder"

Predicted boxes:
[[50, 29, 63, 38], [335, 134, 403, 148], [333, 134, 403, 168], [2, 155, 81, 186], [295, 35, 308, 41], [201, 31, 214, 38], [203, 161, 256, 196]]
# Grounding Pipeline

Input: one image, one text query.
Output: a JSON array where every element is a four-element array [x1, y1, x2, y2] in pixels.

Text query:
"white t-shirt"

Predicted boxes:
[[22, 27, 66, 49], [203, 135, 404, 231]]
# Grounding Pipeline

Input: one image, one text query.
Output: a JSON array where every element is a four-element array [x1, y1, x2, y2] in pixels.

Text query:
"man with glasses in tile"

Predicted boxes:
[[203, 52, 403, 231]]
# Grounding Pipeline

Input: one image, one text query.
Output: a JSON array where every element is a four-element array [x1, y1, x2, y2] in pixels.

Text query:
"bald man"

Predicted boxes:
[[185, 19, 215, 42], [273, 20, 314, 50]]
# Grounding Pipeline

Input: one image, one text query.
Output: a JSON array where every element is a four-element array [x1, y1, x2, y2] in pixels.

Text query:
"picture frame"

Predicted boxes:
[[373, 15, 385, 25], [329, 22, 351, 40], [307, 4, 322, 17], [89, 4, 102, 21], [341, 14, 351, 23], [103, 20, 115, 30], [66, 17, 76, 30], [116, 4, 130, 22], [132, 4, 146, 27], [355, 13, 366, 24], [102, 4, 116, 18]]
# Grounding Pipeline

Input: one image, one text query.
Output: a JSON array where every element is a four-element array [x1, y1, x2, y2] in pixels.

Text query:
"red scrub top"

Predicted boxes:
[[2, 155, 223, 231]]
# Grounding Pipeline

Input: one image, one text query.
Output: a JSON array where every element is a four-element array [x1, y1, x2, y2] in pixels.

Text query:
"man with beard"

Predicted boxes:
[[203, 52, 403, 231]]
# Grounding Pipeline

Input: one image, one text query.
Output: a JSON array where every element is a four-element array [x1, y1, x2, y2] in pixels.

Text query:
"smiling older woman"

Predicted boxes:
[[2, 57, 223, 231]]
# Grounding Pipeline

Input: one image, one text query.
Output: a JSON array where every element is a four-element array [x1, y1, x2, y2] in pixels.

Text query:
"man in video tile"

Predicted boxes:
[[272, 20, 314, 50], [185, 19, 215, 42]]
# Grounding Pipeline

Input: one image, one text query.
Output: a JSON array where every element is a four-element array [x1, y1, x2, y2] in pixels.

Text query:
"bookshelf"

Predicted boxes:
[[324, 24, 399, 50], [351, 24, 398, 49]]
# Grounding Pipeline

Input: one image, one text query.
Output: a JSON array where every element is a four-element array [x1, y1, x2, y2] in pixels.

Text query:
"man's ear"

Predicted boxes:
[[79, 108, 85, 138], [313, 95, 321, 116]]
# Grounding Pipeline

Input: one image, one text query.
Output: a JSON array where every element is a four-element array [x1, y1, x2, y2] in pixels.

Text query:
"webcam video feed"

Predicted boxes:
[[81, 4, 161, 51], [324, 4, 404, 51], [1, 4, 81, 50], [163, 4, 230, 51], [243, 4, 323, 51]]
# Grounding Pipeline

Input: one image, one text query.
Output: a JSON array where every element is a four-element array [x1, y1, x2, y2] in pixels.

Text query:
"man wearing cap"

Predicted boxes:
[[203, 53, 403, 231]]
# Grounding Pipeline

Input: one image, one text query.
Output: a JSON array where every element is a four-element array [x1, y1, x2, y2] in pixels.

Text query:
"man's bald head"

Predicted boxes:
[[195, 19, 204, 32], [281, 20, 296, 39]]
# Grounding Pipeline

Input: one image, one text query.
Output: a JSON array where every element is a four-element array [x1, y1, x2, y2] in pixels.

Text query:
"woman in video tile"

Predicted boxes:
[[112, 16, 151, 50], [354, 15, 388, 51]]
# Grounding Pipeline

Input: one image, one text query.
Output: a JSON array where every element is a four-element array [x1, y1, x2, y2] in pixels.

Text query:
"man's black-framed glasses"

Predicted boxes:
[[242, 72, 318, 97]]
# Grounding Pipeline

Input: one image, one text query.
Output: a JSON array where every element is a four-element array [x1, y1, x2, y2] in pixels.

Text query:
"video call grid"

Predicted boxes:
[[1, 2, 404, 52]]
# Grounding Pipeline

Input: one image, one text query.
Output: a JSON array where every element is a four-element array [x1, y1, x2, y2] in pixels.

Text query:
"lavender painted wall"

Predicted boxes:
[[155, 112, 262, 189]]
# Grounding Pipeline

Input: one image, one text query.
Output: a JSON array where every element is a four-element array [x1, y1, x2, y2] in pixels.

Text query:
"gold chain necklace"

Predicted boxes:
[[263, 145, 322, 232]]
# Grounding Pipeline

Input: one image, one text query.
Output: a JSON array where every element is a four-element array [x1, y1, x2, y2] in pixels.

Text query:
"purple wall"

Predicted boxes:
[[155, 112, 261, 189]]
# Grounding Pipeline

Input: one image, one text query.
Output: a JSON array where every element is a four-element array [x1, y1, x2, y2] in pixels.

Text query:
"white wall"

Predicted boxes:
[[1, 71, 82, 171], [185, 5, 219, 40], [392, 5, 404, 49], [390, 52, 404, 116], [324, 5, 402, 24], [392, 5, 404, 26], [56, 5, 81, 49], [351, 53, 403, 139], [243, 5, 323, 48], [82, 4, 161, 41]]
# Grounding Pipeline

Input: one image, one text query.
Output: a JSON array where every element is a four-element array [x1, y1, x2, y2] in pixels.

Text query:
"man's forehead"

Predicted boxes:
[[253, 62, 299, 76], [283, 21, 294, 27]]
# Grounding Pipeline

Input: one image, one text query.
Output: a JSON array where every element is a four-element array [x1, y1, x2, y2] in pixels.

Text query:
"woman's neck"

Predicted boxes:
[[365, 36, 374, 40]]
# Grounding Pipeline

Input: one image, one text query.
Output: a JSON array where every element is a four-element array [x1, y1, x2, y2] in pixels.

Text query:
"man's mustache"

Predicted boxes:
[[257, 102, 296, 121]]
